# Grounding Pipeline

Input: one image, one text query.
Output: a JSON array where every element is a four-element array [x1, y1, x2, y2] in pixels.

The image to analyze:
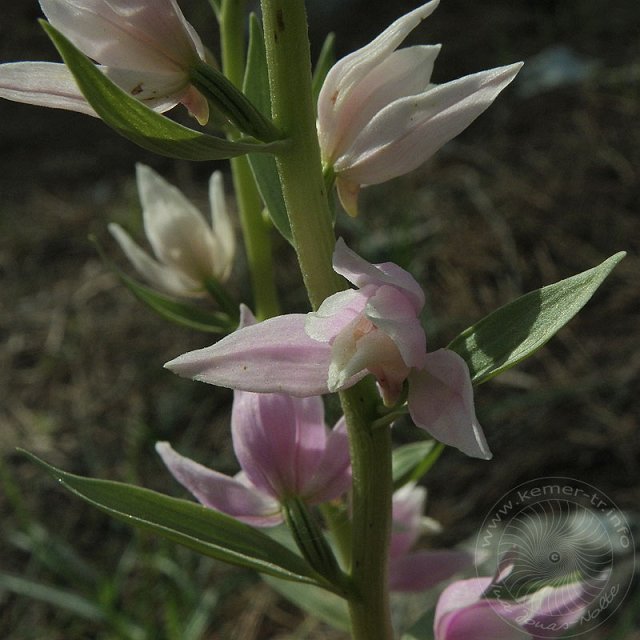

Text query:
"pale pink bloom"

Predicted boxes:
[[109, 164, 235, 298], [158, 307, 351, 526], [0, 0, 209, 124], [388, 483, 472, 592], [317, 0, 522, 215], [166, 240, 491, 459], [434, 574, 598, 640]]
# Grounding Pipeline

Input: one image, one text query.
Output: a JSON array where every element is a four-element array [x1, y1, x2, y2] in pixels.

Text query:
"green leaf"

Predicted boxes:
[[392, 441, 443, 489], [21, 451, 332, 589], [118, 271, 235, 334], [449, 252, 626, 384], [263, 575, 350, 632], [312, 32, 336, 112], [243, 15, 293, 244], [91, 237, 235, 333], [207, 0, 221, 20], [42, 22, 285, 161], [400, 606, 435, 640]]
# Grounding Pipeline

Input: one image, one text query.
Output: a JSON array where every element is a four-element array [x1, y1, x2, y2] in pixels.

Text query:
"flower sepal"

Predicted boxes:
[[92, 236, 236, 334], [283, 497, 352, 595], [189, 59, 281, 142], [38, 22, 286, 160]]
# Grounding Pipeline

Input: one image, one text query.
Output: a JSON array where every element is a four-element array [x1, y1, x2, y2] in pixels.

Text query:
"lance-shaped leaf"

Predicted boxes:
[[264, 575, 351, 632], [92, 236, 235, 333], [42, 22, 285, 161], [243, 15, 292, 244], [22, 451, 336, 589], [449, 252, 626, 385], [116, 270, 235, 333], [392, 440, 443, 489]]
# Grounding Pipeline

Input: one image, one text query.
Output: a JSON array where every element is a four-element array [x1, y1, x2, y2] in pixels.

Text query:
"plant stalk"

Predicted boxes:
[[220, 0, 280, 319], [260, 0, 341, 310], [260, 3, 395, 638]]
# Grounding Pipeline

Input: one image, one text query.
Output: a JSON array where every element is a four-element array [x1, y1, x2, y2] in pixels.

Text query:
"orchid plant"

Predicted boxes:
[[1, 0, 626, 638]]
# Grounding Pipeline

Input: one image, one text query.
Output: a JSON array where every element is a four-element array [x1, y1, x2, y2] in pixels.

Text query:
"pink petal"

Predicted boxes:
[[389, 549, 472, 592], [436, 577, 493, 619], [303, 417, 352, 503], [389, 483, 427, 558], [180, 84, 210, 125], [165, 314, 332, 396], [332, 238, 424, 312], [335, 176, 361, 217], [0, 62, 97, 115], [155, 442, 281, 526], [408, 349, 491, 459], [365, 285, 426, 369], [435, 578, 530, 640], [231, 393, 329, 498], [326, 315, 403, 395], [437, 601, 530, 640], [305, 288, 368, 343]]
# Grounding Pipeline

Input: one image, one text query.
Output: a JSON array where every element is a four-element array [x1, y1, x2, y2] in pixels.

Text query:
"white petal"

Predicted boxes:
[[40, 0, 203, 73], [339, 62, 523, 184], [104, 67, 187, 110], [325, 45, 441, 162], [136, 164, 221, 283], [319, 1, 440, 117], [208, 171, 235, 280], [0, 62, 96, 116], [108, 222, 201, 297]]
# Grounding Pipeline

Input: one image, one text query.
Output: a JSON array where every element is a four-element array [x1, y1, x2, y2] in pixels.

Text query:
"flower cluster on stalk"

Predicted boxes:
[[0, 1, 599, 638]]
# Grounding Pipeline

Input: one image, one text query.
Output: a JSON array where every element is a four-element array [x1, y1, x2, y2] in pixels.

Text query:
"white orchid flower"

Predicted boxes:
[[0, 0, 209, 124], [317, 0, 523, 215], [109, 164, 235, 298]]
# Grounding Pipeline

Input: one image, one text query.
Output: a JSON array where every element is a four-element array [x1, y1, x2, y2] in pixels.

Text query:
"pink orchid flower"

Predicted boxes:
[[109, 164, 235, 298], [166, 240, 491, 459], [317, 0, 522, 215], [389, 483, 472, 592], [0, 0, 209, 124], [157, 307, 351, 527], [158, 399, 349, 526], [434, 574, 598, 640]]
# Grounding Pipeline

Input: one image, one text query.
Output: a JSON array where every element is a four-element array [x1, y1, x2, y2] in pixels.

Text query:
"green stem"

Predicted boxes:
[[220, 0, 280, 319], [260, 0, 341, 310], [340, 381, 395, 640], [260, 3, 394, 637]]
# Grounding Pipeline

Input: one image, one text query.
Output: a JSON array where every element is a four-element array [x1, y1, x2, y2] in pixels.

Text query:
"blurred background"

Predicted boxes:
[[1, 0, 639, 638]]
